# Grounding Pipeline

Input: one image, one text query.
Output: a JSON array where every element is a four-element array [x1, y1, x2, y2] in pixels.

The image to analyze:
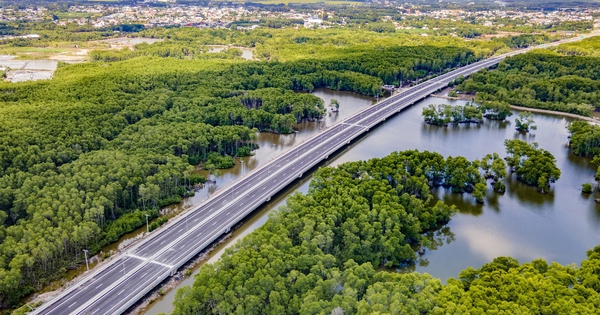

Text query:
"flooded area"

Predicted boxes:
[[207, 45, 254, 60], [142, 90, 600, 314], [0, 55, 58, 82], [97, 37, 164, 48], [22, 89, 375, 306]]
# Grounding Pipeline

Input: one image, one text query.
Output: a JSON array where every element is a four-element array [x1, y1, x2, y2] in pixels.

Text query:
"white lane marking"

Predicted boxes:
[[95, 284, 103, 290], [68, 302, 77, 308], [211, 222, 216, 226], [194, 218, 199, 222], [226, 211, 231, 215], [92, 308, 101, 314], [160, 241, 165, 245]]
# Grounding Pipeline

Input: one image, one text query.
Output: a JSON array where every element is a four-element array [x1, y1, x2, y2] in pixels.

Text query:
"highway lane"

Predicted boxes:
[[34, 56, 510, 315], [37, 257, 143, 315], [35, 35, 593, 314], [131, 124, 348, 259], [72, 124, 367, 315], [152, 125, 365, 266], [80, 264, 169, 315]]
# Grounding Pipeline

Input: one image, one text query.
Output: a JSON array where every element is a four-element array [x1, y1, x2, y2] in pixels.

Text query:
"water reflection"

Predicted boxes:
[[145, 90, 600, 312], [505, 175, 555, 208], [459, 224, 546, 262], [433, 187, 484, 216]]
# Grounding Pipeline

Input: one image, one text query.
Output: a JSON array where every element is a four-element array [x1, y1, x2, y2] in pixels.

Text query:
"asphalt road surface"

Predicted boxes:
[[32, 34, 596, 315]]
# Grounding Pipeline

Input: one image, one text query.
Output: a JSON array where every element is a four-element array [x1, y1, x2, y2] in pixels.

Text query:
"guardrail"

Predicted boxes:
[[34, 41, 552, 315]]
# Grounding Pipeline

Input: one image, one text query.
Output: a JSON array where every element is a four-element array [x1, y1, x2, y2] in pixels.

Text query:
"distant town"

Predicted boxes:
[[1, 3, 598, 30]]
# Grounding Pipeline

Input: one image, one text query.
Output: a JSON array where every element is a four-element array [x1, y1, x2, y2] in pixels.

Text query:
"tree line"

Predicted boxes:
[[504, 139, 561, 193], [568, 121, 600, 184], [0, 34, 478, 307], [422, 103, 483, 125], [171, 150, 595, 315], [456, 52, 600, 117]]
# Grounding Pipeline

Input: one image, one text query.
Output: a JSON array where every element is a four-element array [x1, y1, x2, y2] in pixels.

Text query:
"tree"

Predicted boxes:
[[515, 111, 537, 132], [329, 99, 340, 112], [504, 139, 561, 192], [582, 183, 593, 194]]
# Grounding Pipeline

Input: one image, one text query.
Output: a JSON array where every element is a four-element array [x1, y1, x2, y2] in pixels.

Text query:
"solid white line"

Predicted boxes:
[[37, 42, 560, 315]]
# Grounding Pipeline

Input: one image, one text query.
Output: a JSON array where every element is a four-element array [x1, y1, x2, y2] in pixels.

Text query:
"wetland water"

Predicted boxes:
[[207, 45, 254, 60], [143, 89, 600, 314]]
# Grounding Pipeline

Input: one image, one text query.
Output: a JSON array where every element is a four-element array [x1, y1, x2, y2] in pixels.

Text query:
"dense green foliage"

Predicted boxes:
[[432, 248, 600, 314], [567, 121, 600, 183], [172, 150, 599, 315], [479, 153, 508, 193], [504, 139, 561, 193], [171, 149, 490, 314], [0, 27, 483, 306], [138, 28, 508, 61], [568, 121, 600, 157], [458, 52, 600, 116], [479, 100, 513, 120], [555, 35, 600, 57], [422, 103, 483, 125], [582, 183, 593, 194]]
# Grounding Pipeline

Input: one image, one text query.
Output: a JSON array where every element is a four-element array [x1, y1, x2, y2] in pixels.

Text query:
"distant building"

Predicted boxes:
[[304, 17, 322, 28]]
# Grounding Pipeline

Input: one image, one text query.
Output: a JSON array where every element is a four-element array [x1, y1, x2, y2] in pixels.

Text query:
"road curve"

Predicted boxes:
[[32, 33, 595, 315]]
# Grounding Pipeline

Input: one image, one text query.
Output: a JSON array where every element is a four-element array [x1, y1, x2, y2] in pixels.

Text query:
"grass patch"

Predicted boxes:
[[0, 46, 68, 60], [51, 12, 95, 20]]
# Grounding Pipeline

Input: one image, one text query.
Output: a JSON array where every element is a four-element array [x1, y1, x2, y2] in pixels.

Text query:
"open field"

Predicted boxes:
[[51, 11, 96, 20]]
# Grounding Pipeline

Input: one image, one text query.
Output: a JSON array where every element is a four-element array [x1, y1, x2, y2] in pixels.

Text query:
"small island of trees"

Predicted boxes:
[[504, 139, 561, 193], [422, 101, 513, 126], [422, 103, 483, 125], [171, 149, 599, 315], [515, 111, 537, 132]]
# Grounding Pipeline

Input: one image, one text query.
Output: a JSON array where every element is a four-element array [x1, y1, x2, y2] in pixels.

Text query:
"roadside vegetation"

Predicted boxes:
[[0, 26, 500, 308], [456, 37, 600, 117], [171, 150, 597, 315], [0, 19, 584, 309]]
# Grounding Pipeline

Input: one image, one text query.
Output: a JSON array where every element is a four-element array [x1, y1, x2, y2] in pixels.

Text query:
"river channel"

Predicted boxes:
[[142, 89, 600, 314]]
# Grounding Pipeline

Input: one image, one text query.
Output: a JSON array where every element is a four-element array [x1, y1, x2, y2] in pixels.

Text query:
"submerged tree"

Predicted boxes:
[[329, 98, 340, 112], [504, 139, 561, 193], [515, 111, 537, 132], [422, 103, 483, 125]]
